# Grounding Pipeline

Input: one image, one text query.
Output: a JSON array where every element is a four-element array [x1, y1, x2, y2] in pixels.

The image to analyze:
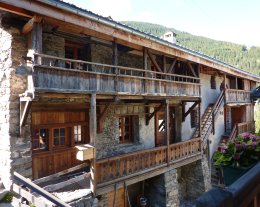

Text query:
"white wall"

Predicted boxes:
[[208, 109, 225, 158], [181, 73, 223, 141]]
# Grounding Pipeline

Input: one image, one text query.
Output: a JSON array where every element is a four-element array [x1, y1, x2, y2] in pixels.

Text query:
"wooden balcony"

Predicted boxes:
[[225, 89, 251, 103], [32, 54, 201, 97], [95, 138, 201, 187]]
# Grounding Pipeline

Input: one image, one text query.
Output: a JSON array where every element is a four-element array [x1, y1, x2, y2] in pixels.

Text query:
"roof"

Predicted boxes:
[[33, 0, 260, 81]]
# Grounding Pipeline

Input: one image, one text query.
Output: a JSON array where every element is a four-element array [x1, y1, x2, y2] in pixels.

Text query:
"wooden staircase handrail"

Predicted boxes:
[[212, 90, 224, 113], [229, 124, 238, 141]]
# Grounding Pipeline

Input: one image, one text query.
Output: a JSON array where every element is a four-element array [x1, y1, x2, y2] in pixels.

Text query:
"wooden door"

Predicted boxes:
[[231, 107, 243, 128]]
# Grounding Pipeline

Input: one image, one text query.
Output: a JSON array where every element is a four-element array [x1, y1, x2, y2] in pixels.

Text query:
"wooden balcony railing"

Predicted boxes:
[[237, 121, 255, 135], [230, 121, 255, 141], [32, 53, 201, 97], [225, 89, 251, 103], [96, 138, 201, 185]]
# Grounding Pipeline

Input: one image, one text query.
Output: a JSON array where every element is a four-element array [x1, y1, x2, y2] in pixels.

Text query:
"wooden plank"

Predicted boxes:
[[13, 183, 53, 207], [14, 172, 70, 207], [184, 101, 199, 119], [165, 100, 170, 165]]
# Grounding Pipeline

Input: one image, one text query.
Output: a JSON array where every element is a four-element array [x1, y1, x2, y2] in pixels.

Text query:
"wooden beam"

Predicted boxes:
[[31, 20, 42, 64], [188, 62, 198, 77], [13, 184, 53, 207], [143, 47, 148, 70], [165, 100, 170, 165], [22, 15, 42, 34], [90, 93, 97, 145], [184, 101, 199, 118], [20, 99, 31, 127], [0, 2, 32, 18], [13, 172, 71, 207], [89, 93, 97, 195], [167, 59, 176, 74], [147, 49, 162, 72], [146, 103, 164, 125], [98, 104, 110, 133], [112, 41, 118, 66]]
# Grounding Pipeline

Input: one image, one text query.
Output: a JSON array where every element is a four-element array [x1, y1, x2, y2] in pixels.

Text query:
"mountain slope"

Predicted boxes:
[[121, 21, 260, 76]]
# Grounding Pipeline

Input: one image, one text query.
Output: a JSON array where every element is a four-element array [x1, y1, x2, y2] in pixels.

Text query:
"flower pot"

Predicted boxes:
[[221, 164, 255, 186]]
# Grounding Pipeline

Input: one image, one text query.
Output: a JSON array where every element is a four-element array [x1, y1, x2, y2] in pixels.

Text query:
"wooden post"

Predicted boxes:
[[143, 47, 148, 93], [224, 74, 227, 103], [89, 93, 97, 195], [198, 100, 201, 138], [31, 21, 42, 64], [165, 100, 170, 165], [112, 41, 118, 92]]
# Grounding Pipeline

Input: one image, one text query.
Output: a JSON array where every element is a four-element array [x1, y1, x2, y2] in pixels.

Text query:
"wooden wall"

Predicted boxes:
[[31, 109, 89, 179]]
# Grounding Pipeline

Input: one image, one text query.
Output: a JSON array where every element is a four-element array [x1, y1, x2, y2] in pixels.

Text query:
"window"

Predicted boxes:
[[191, 108, 199, 128], [119, 116, 134, 143], [53, 128, 66, 146], [210, 76, 216, 89], [32, 128, 48, 150], [74, 125, 82, 144]]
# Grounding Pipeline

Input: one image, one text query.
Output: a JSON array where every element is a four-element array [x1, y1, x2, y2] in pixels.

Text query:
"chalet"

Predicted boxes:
[[0, 0, 259, 206]]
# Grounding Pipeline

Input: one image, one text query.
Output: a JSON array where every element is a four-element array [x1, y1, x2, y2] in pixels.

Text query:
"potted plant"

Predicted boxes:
[[213, 132, 260, 186]]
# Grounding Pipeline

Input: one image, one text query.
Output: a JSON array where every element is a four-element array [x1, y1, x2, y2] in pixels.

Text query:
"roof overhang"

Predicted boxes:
[[1, 0, 260, 82]]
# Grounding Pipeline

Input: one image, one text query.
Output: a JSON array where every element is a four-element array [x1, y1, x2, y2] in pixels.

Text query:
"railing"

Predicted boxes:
[[32, 53, 201, 97], [225, 89, 251, 103], [230, 121, 255, 141], [229, 124, 238, 141], [13, 171, 70, 207], [212, 90, 225, 134], [96, 138, 201, 185], [237, 121, 255, 134]]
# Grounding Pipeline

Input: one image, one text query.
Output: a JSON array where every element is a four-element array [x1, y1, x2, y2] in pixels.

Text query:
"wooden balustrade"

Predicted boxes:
[[96, 138, 201, 185], [225, 89, 251, 103], [237, 121, 255, 134], [32, 53, 201, 97]]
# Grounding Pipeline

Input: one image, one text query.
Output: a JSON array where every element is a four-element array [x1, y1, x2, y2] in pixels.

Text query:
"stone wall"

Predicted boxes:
[[0, 23, 31, 190], [178, 155, 211, 201], [96, 104, 155, 159], [91, 44, 145, 69]]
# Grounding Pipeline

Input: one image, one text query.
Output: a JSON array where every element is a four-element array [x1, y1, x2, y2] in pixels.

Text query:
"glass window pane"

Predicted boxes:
[[54, 137, 59, 145], [54, 128, 59, 138], [60, 137, 65, 145], [60, 128, 65, 137]]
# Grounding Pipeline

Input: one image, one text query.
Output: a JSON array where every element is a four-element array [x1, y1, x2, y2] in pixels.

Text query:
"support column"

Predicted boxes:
[[143, 47, 148, 93], [89, 93, 97, 195], [198, 99, 201, 138], [112, 41, 118, 92], [165, 100, 170, 165], [31, 22, 42, 64]]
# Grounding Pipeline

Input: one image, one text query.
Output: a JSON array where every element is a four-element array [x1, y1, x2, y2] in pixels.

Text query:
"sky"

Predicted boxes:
[[63, 0, 260, 46]]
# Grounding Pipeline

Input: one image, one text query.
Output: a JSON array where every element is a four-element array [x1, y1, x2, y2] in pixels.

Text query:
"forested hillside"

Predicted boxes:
[[121, 21, 260, 76]]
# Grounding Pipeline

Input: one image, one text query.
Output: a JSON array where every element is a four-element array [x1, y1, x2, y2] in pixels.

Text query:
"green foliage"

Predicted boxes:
[[0, 192, 14, 203], [121, 21, 260, 76], [213, 133, 260, 168]]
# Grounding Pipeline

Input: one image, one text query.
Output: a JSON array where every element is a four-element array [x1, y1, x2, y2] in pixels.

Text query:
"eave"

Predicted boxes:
[[0, 0, 259, 82]]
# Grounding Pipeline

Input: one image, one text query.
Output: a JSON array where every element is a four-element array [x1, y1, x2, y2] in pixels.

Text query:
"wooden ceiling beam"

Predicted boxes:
[[22, 15, 42, 34], [147, 49, 162, 72], [0, 2, 32, 18]]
